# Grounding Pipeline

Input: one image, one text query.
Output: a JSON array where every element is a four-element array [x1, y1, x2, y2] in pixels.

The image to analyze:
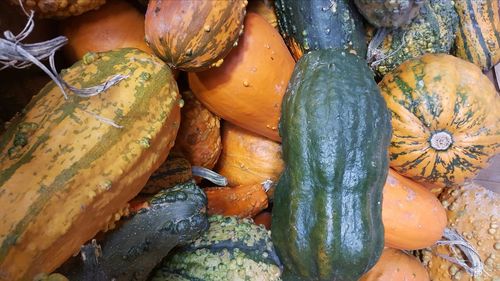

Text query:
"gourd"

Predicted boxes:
[[150, 215, 282, 281], [353, 0, 424, 28], [368, 0, 458, 76], [57, 181, 208, 281], [172, 91, 221, 170], [420, 183, 499, 281], [272, 49, 392, 281], [379, 53, 500, 188], [275, 0, 367, 60], [60, 0, 151, 62], [383, 169, 447, 250], [254, 211, 272, 230], [10, 0, 106, 18], [215, 122, 284, 190], [204, 182, 270, 218], [188, 12, 295, 142], [145, 0, 247, 71], [140, 153, 193, 194], [453, 0, 500, 70], [0, 48, 181, 281], [360, 248, 429, 281], [247, 0, 278, 28]]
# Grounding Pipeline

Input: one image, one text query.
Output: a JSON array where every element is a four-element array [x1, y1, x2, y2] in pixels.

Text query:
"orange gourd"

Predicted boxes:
[[204, 183, 269, 218], [383, 169, 447, 250], [379, 54, 500, 188], [253, 211, 272, 230], [215, 122, 284, 190], [188, 12, 295, 142], [360, 248, 429, 281], [173, 91, 221, 169], [60, 0, 151, 62]]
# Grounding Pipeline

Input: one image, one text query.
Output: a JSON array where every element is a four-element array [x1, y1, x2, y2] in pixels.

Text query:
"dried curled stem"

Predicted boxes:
[[0, 5, 128, 128], [434, 228, 484, 277], [366, 27, 407, 68], [191, 166, 228, 186]]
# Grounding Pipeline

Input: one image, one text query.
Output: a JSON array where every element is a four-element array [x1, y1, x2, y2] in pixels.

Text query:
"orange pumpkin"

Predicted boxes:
[[188, 12, 295, 142], [172, 91, 221, 169], [60, 0, 151, 62], [383, 169, 447, 250], [215, 122, 284, 191], [360, 248, 429, 281], [379, 53, 500, 188]]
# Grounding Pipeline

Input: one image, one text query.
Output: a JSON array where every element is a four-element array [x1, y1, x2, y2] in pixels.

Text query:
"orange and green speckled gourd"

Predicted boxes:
[[0, 48, 181, 281], [379, 53, 500, 188]]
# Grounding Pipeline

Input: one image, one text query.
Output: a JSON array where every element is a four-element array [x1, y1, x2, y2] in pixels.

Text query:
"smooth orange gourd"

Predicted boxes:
[[60, 0, 151, 62], [188, 12, 295, 142], [360, 248, 429, 281], [383, 169, 447, 250]]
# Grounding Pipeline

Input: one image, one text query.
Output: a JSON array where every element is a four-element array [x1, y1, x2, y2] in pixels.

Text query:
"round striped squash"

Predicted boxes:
[[379, 53, 500, 188], [0, 48, 181, 281]]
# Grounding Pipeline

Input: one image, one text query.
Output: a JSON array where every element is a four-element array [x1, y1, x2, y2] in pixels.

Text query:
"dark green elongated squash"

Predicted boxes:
[[151, 215, 282, 281], [354, 0, 424, 28], [274, 0, 367, 60], [272, 49, 392, 281], [368, 0, 458, 76], [58, 181, 208, 281]]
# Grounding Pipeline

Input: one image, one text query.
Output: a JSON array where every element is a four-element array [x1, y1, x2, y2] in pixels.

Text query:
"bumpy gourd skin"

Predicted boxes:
[[151, 215, 282, 281], [59, 181, 208, 281], [11, 0, 106, 18], [369, 0, 458, 76], [272, 49, 392, 281], [274, 0, 367, 60]]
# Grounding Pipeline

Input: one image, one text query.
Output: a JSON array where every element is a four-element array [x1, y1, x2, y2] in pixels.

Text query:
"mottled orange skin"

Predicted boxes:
[[383, 169, 447, 250], [60, 0, 151, 63], [188, 12, 295, 142], [215, 122, 284, 193], [360, 248, 429, 281], [0, 49, 180, 281], [173, 91, 221, 169], [379, 54, 500, 188], [145, 0, 247, 71], [204, 183, 268, 218]]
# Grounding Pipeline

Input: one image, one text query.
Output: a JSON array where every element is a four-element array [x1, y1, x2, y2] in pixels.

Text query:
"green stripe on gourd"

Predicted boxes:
[[368, 0, 458, 77]]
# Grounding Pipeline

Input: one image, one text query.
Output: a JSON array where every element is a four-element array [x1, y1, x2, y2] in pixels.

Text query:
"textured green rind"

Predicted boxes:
[[370, 0, 458, 76], [58, 181, 208, 281], [272, 49, 392, 281], [353, 0, 424, 28], [151, 215, 282, 281], [275, 0, 367, 58]]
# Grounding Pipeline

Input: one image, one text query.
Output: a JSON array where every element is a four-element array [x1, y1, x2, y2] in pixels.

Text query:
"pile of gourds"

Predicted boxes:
[[0, 0, 499, 280]]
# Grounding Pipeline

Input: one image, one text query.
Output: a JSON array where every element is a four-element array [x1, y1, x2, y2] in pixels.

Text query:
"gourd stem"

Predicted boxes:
[[430, 131, 453, 151], [434, 227, 484, 277], [191, 166, 228, 186], [0, 7, 127, 128]]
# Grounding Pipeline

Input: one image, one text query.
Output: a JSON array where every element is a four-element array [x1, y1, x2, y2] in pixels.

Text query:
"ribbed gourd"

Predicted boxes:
[[0, 48, 181, 281], [379, 53, 500, 188], [272, 49, 392, 281], [453, 0, 500, 70], [150, 215, 282, 281], [145, 0, 247, 71], [353, 0, 424, 28], [368, 0, 458, 76], [420, 183, 499, 281], [274, 0, 367, 60]]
